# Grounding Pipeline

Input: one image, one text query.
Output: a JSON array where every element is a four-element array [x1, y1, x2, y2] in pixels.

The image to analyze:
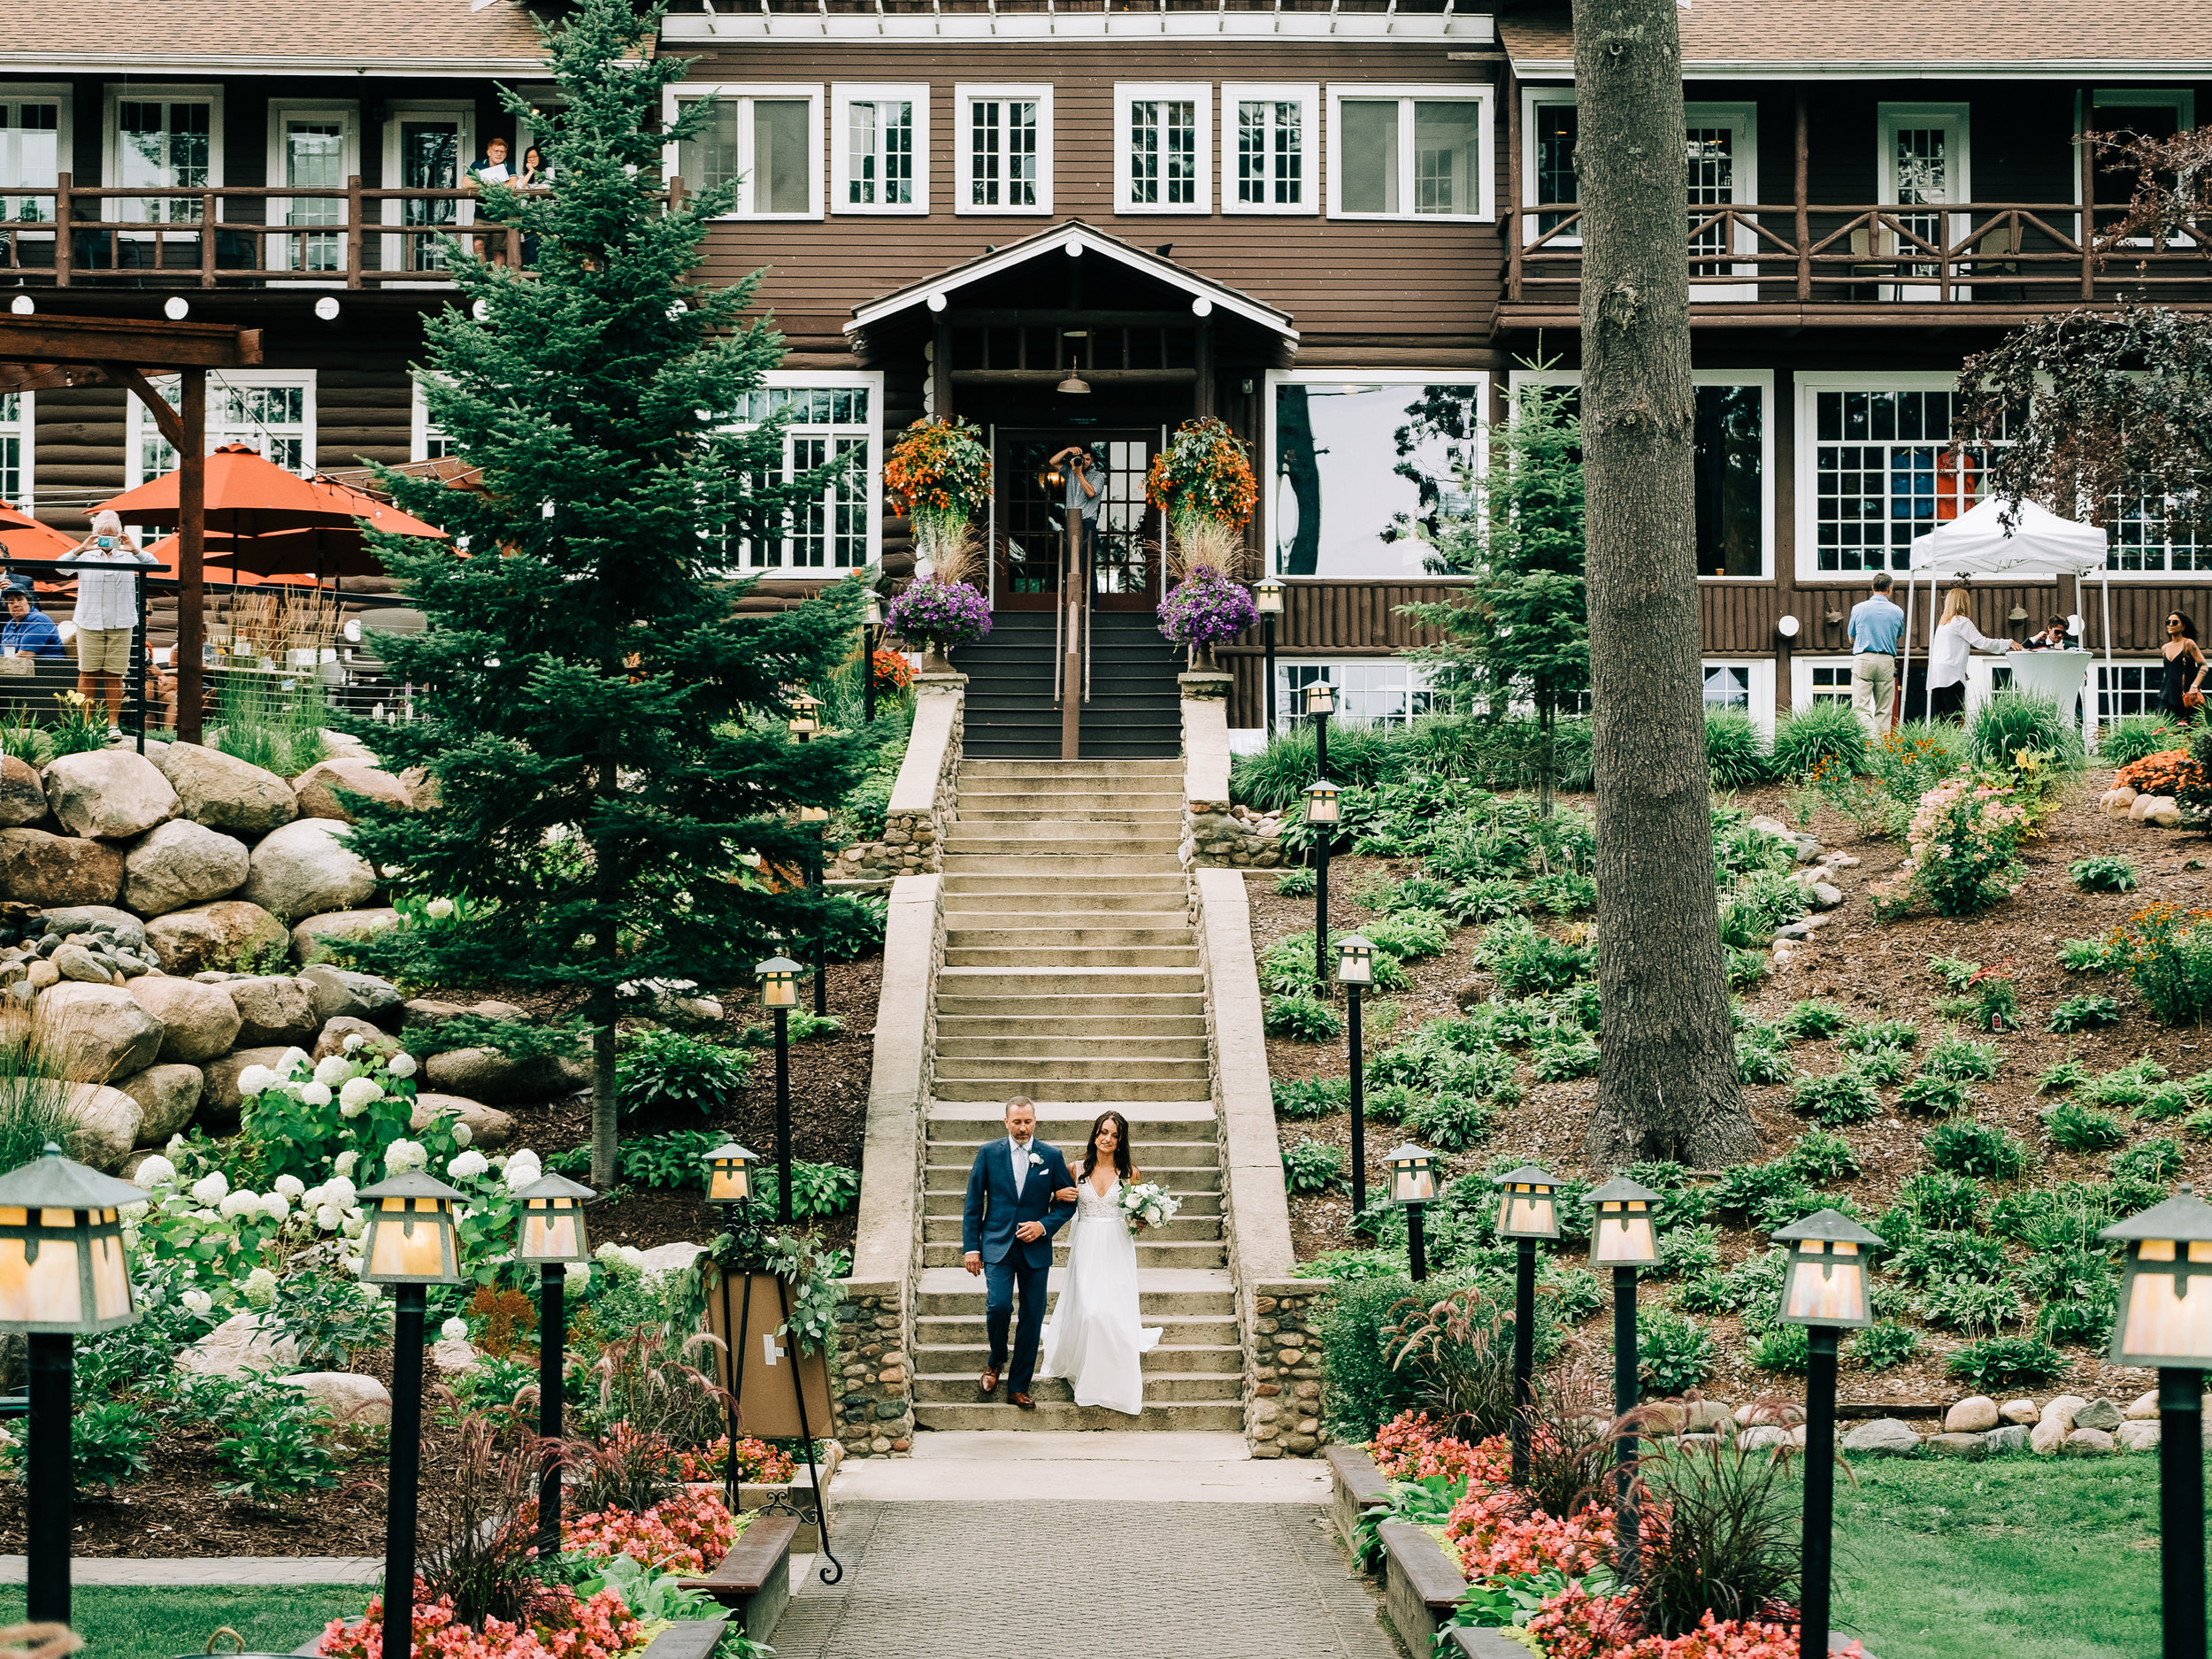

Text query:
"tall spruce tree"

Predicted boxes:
[[342, 0, 868, 1186]]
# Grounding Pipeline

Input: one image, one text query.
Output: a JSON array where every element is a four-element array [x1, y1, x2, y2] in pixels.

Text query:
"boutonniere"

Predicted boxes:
[[1027, 1152, 1044, 1168]]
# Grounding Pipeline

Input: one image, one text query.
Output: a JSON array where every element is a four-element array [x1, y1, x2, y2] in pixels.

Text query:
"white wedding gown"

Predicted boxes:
[[1037, 1176, 1162, 1415]]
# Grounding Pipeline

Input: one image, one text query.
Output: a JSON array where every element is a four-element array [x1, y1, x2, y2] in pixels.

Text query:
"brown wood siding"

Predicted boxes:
[[680, 42, 1506, 347]]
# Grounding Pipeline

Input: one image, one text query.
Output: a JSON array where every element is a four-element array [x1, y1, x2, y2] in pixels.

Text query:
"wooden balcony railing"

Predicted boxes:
[[0, 173, 685, 288], [1504, 202, 2212, 311]]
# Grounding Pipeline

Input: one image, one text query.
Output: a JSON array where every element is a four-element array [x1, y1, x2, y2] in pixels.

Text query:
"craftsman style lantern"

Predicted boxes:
[[787, 693, 822, 737], [704, 1141, 759, 1209], [1494, 1164, 1562, 1488], [1255, 577, 1285, 616], [1494, 1165, 1563, 1240], [0, 1147, 142, 1333], [864, 591, 883, 628], [1334, 934, 1374, 987], [356, 1169, 466, 1286], [1586, 1177, 1664, 1269], [1302, 679, 1336, 717], [1772, 1209, 1884, 1330], [1387, 1145, 1437, 1207], [1586, 1176, 1665, 1578], [2102, 1186, 2212, 1367], [757, 955, 803, 1010], [513, 1171, 594, 1555], [1304, 780, 1340, 825], [513, 1171, 595, 1264]]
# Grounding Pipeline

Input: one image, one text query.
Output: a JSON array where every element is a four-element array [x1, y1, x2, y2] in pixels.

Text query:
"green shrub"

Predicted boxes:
[[1922, 1034, 2003, 1083], [1531, 1033, 1600, 1083], [1653, 1224, 1722, 1280], [2035, 1055, 2093, 1094], [1525, 872, 1597, 916], [2038, 1293, 2119, 1348], [2078, 1056, 2169, 1110], [2111, 1136, 2185, 1183], [1922, 1120, 2028, 1180], [1719, 871, 1808, 949], [1282, 1139, 1348, 1194], [1785, 1131, 1861, 1182], [1898, 1076, 1974, 1117], [1734, 1038, 1793, 1087], [1704, 709, 1773, 787], [1893, 1230, 2009, 1287], [1638, 1308, 1717, 1394], [1405, 1092, 1498, 1152], [2188, 1108, 2212, 1141], [1849, 1322, 1921, 1371], [1777, 1000, 1851, 1042], [1265, 994, 1345, 1042], [750, 1161, 862, 1220], [1314, 1274, 1422, 1440], [2135, 1084, 2193, 1123], [1487, 929, 1595, 995], [1705, 1163, 1811, 1219], [1747, 1323, 1810, 1373], [1968, 689, 2083, 769], [1363, 1083, 1413, 1125], [2113, 903, 2212, 1026], [1771, 702, 1866, 779], [72, 1398, 154, 1490], [1543, 1264, 1606, 1325], [1897, 1170, 1986, 1231], [1273, 867, 1317, 898], [2049, 995, 2122, 1033], [1918, 1277, 2024, 1335], [1839, 1018, 1920, 1053], [2101, 713, 2191, 769], [1851, 1044, 1914, 1087], [1365, 911, 1451, 962], [1927, 953, 1983, 992], [2068, 856, 2139, 894], [2044, 1101, 2127, 1152], [614, 1028, 752, 1118], [1452, 878, 1526, 924], [1259, 936, 1321, 996], [1724, 947, 1770, 990], [1946, 1335, 2066, 1389], [1790, 1069, 1883, 1127], [1272, 1077, 1350, 1118]]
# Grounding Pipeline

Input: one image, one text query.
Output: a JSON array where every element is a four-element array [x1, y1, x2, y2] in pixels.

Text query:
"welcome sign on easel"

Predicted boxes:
[[701, 1263, 834, 1440]]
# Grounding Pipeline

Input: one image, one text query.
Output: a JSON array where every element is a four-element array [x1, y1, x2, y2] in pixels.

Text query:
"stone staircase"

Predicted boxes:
[[910, 757, 1243, 1432]]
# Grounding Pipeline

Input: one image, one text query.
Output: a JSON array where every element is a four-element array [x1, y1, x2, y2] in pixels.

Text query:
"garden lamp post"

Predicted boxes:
[[863, 591, 882, 725], [757, 956, 803, 1225], [1303, 676, 1335, 780], [1494, 1164, 1563, 1488], [1770, 1208, 1884, 1659], [2101, 1185, 2212, 1659], [1336, 934, 1374, 1216], [787, 692, 822, 741], [702, 1140, 760, 1513], [356, 1167, 466, 1659], [1305, 780, 1340, 990], [798, 804, 831, 1018], [0, 1145, 142, 1625], [1386, 1143, 1437, 1283], [1585, 1176, 1664, 1579], [513, 1171, 593, 1558], [1256, 578, 1284, 733]]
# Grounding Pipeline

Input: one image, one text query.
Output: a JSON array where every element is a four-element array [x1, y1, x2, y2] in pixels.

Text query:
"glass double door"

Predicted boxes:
[[991, 428, 1163, 612]]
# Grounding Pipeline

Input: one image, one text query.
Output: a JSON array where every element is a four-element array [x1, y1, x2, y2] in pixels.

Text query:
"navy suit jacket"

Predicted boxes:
[[963, 1136, 1078, 1269]]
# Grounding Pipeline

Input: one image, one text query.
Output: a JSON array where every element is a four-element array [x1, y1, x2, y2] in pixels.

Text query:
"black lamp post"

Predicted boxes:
[[1303, 676, 1335, 782], [1585, 1176, 1664, 1579], [1256, 578, 1284, 734], [1386, 1143, 1437, 1283], [1305, 780, 1340, 991], [2101, 1185, 2212, 1659], [862, 591, 882, 726], [798, 804, 830, 1018], [0, 1144, 144, 1626], [513, 1171, 594, 1558], [356, 1167, 467, 1659], [1770, 1208, 1885, 1659], [757, 956, 803, 1226], [1493, 1164, 1563, 1488], [1335, 933, 1373, 1217], [703, 1139, 760, 1514]]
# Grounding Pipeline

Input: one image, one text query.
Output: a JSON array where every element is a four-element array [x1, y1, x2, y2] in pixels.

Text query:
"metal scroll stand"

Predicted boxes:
[[51, 554, 153, 756]]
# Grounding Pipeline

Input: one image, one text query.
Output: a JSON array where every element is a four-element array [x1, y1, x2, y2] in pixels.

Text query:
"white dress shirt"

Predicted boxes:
[[1008, 1134, 1032, 1197], [71, 542, 157, 633], [1928, 614, 2011, 690]]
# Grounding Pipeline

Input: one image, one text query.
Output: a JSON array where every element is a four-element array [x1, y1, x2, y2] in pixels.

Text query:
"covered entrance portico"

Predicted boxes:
[[848, 223, 1294, 757]]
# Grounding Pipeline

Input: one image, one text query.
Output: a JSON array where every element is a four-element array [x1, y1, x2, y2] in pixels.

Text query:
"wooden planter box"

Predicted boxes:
[[295, 1619, 728, 1658], [685, 1439, 842, 1553]]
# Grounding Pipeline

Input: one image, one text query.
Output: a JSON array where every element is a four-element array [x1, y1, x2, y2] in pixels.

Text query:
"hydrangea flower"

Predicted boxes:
[[260, 1193, 290, 1224], [448, 1149, 489, 1181], [276, 1048, 311, 1075], [441, 1317, 470, 1343], [322, 1175, 357, 1206], [190, 1170, 229, 1205], [241, 1266, 278, 1307], [333, 1149, 359, 1178], [315, 1203, 344, 1232], [132, 1155, 177, 1190], [386, 1052, 419, 1079], [273, 1174, 305, 1199], [235, 1065, 276, 1098], [313, 1056, 352, 1088], [341, 1254, 364, 1276], [383, 1140, 427, 1175], [451, 1121, 473, 1148], [180, 1288, 212, 1316], [338, 1077, 382, 1115], [425, 897, 456, 920], [300, 1082, 333, 1108], [219, 1189, 260, 1219], [564, 1260, 591, 1285]]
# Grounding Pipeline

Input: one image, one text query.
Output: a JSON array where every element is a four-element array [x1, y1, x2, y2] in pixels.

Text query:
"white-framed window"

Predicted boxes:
[[1223, 84, 1316, 215], [0, 88, 67, 227], [1117, 83, 1210, 214], [0, 390, 30, 513], [1797, 372, 2010, 579], [265, 100, 358, 275], [127, 371, 317, 487], [1328, 84, 1494, 223], [2094, 659, 2168, 722], [1702, 658, 1778, 739], [832, 84, 926, 215], [728, 373, 882, 575], [1267, 370, 1489, 580], [1793, 657, 1856, 712], [1519, 90, 1755, 272], [1877, 104, 1970, 288], [380, 101, 474, 275], [666, 84, 824, 220], [1276, 658, 1440, 732], [2109, 485, 2208, 573], [1511, 367, 1773, 580], [2083, 89, 2193, 239], [956, 84, 1051, 215], [104, 84, 222, 225], [409, 378, 454, 464], [1521, 86, 1578, 242]]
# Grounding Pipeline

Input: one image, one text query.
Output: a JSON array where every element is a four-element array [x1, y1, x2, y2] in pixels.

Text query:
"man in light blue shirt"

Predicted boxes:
[[1846, 572, 1906, 742]]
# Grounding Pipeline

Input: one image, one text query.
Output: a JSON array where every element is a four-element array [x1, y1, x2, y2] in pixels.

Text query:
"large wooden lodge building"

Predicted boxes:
[[1, 0, 2208, 749]]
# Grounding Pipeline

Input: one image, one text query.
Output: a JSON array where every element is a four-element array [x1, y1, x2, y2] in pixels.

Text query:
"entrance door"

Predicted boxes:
[[991, 428, 1163, 612]]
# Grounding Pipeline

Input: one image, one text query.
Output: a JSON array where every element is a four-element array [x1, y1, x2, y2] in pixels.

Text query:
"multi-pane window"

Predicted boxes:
[[0, 99, 60, 224], [1120, 87, 1205, 211], [963, 90, 1044, 211], [396, 114, 463, 273], [1333, 88, 1493, 221], [1277, 662, 1440, 732], [1686, 126, 1735, 263], [1525, 96, 1752, 259], [411, 380, 454, 464], [1703, 664, 1751, 710], [0, 392, 27, 511], [2096, 663, 2164, 721], [844, 97, 915, 209], [733, 384, 873, 572], [1805, 663, 1854, 707], [1878, 106, 1967, 280], [1810, 388, 2003, 572], [118, 97, 212, 223], [1236, 99, 1302, 208], [2108, 484, 2207, 573], [276, 113, 347, 273], [675, 91, 818, 217], [1532, 101, 1576, 235], [137, 376, 312, 484]]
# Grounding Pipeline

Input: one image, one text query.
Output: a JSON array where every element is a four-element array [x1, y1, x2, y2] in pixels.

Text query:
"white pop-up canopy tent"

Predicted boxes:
[[1901, 495, 2112, 738]]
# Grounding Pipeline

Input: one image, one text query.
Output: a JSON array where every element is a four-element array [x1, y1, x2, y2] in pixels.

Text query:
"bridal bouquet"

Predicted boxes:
[[1118, 1181, 1180, 1232]]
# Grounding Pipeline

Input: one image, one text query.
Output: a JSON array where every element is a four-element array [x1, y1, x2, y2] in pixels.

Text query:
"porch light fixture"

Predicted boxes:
[[1056, 373, 1092, 396], [1494, 1163, 1563, 1488], [1494, 1165, 1563, 1240], [315, 296, 342, 321], [356, 1169, 466, 1286], [2008, 603, 2030, 623], [1772, 1209, 1884, 1330], [1776, 614, 1800, 640], [787, 693, 822, 737], [1586, 1176, 1663, 1269], [1389, 1144, 1437, 1283], [926, 291, 947, 311], [704, 1141, 759, 1208], [8, 296, 30, 316], [163, 296, 189, 320], [757, 955, 803, 1010], [512, 1171, 595, 1265], [1255, 578, 1285, 616], [1191, 296, 1213, 318], [1334, 934, 1373, 987]]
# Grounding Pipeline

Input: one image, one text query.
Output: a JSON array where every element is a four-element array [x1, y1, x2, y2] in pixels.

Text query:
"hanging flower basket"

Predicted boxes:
[[885, 418, 992, 567], [886, 578, 992, 670], [1156, 565, 1257, 671], [1145, 416, 1257, 536]]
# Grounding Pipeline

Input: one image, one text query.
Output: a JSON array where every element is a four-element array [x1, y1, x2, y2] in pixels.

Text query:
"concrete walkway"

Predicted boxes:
[[836, 1431, 1330, 1504]]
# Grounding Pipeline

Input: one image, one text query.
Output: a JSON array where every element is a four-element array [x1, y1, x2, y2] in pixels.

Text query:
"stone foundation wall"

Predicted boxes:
[[1248, 1282, 1327, 1457], [837, 675, 964, 883], [832, 1285, 914, 1455]]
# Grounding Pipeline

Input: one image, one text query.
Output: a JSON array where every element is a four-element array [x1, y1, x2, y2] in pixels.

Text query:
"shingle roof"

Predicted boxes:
[[1499, 3, 2212, 74], [0, 0, 550, 72]]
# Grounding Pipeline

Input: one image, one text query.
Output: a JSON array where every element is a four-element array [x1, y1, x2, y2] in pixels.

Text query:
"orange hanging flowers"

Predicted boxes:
[[1146, 416, 1256, 531]]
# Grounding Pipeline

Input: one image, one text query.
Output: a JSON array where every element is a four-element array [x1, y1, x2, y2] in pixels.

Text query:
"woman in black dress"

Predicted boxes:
[[2159, 612, 2208, 721]]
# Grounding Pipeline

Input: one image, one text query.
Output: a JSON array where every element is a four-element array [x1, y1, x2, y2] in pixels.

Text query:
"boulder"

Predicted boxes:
[[424, 1046, 589, 1106], [2147, 798, 2185, 828], [151, 743, 298, 836], [1808, 881, 1845, 910], [1738, 1425, 1786, 1455], [122, 819, 251, 918], [1841, 1417, 1921, 1457], [125, 976, 242, 1064], [2116, 1420, 2162, 1454], [1927, 1432, 1987, 1460], [178, 1311, 298, 1377], [144, 900, 290, 976], [0, 829, 124, 907], [50, 941, 114, 986], [2072, 1397, 2124, 1432], [40, 907, 148, 955], [2130, 794, 2159, 821], [1683, 1397, 1735, 1434], [112, 1063, 204, 1144], [1986, 1425, 2030, 1455], [292, 757, 412, 823], [432, 1334, 481, 1373], [2102, 786, 2139, 815], [200, 1046, 299, 1128], [317, 729, 378, 765], [41, 749, 177, 841], [239, 818, 376, 923], [634, 1241, 705, 1277], [403, 998, 471, 1031], [2126, 1390, 2160, 1420], [33, 982, 164, 1082], [2000, 1398, 2040, 1425], [312, 1016, 398, 1063], [288, 1371, 393, 1428], [0, 756, 44, 826], [297, 964, 404, 1028], [61, 1081, 142, 1170], [225, 975, 320, 1048], [409, 1092, 517, 1152], [291, 908, 403, 968], [2041, 1394, 2088, 1435], [1734, 1401, 1805, 1428], [1945, 1395, 2001, 1433], [2063, 1427, 2116, 1456]]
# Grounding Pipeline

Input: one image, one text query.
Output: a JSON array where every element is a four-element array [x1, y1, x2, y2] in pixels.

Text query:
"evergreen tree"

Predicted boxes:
[[1399, 384, 1586, 814], [341, 0, 869, 1185]]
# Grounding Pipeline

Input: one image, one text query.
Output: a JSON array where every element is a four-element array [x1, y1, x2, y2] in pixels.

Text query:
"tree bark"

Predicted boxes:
[[1576, 0, 1758, 1168]]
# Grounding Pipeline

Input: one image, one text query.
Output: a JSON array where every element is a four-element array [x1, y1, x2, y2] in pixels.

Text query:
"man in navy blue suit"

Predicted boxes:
[[962, 1096, 1078, 1409]]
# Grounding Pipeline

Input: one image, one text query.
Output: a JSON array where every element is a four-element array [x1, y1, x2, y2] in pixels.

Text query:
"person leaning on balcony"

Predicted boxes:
[[467, 136, 516, 266], [66, 510, 157, 741], [1846, 571, 1906, 742], [1926, 585, 2016, 722]]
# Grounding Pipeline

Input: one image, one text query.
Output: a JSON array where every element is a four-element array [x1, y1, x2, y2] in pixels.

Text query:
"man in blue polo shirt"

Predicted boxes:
[[1847, 572, 1906, 742], [0, 580, 61, 661]]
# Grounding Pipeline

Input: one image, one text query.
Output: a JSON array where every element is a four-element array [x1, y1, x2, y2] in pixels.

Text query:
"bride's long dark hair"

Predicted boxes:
[[1080, 1110, 1137, 1184]]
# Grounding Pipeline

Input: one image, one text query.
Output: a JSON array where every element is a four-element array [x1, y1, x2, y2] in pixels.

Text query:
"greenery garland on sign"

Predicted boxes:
[[1145, 416, 1257, 535], [700, 1207, 848, 1357]]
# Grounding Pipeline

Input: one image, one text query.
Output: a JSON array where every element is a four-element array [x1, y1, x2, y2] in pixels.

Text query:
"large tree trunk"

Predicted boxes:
[[1576, 0, 1758, 1168]]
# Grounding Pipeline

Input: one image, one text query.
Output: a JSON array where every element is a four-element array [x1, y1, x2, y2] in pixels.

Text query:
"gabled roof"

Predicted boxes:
[[1499, 2, 2212, 77], [845, 220, 1297, 340], [0, 0, 551, 74]]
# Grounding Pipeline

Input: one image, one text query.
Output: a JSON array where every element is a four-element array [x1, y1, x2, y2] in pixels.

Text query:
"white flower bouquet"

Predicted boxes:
[[1118, 1181, 1180, 1233]]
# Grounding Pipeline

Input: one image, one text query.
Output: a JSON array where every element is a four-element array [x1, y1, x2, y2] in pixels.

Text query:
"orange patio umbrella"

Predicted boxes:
[[0, 504, 78, 561], [96, 442, 359, 536]]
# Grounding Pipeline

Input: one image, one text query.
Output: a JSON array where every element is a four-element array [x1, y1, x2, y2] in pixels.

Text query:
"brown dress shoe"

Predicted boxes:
[[1010, 1391, 1037, 1410], [979, 1367, 1000, 1397]]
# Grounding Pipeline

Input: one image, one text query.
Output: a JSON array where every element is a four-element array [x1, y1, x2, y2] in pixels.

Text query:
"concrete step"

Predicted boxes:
[[922, 1171, 1223, 1204], [960, 760, 1183, 776], [940, 878, 1187, 902], [940, 855, 1187, 876], [934, 1054, 1211, 1082], [933, 1076, 1213, 1103], [914, 1312, 1239, 1347], [941, 901, 1189, 924], [925, 1141, 1220, 1171], [944, 947, 1201, 970], [913, 1340, 1245, 1378], [945, 820, 1181, 844], [935, 1034, 1210, 1061], [956, 790, 1186, 809], [911, 1370, 1240, 1404], [915, 1266, 1234, 1316], [942, 840, 1179, 862], [912, 1400, 1245, 1432], [921, 1239, 1225, 1269], [921, 1214, 1222, 1245], [944, 926, 1195, 950], [926, 1101, 1217, 1130], [955, 811, 1185, 827], [936, 1013, 1210, 1040], [935, 987, 1204, 1013]]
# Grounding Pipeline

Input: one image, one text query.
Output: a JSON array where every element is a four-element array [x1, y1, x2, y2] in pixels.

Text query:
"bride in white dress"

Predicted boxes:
[[1037, 1111, 1163, 1415]]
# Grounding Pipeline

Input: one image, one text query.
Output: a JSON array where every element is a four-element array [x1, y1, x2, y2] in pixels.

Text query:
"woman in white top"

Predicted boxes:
[[1925, 586, 2015, 721]]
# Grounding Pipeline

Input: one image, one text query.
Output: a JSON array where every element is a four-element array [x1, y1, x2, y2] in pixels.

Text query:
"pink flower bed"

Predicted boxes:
[[1369, 1411, 1514, 1485], [562, 1489, 740, 1576], [1446, 1487, 1617, 1580], [1526, 1587, 1865, 1659], [318, 1583, 640, 1659], [675, 1435, 797, 1485]]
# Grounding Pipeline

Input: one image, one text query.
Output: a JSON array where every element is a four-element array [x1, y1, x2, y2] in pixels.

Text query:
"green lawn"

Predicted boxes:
[[1832, 1453, 2208, 1659], [0, 1583, 365, 1659]]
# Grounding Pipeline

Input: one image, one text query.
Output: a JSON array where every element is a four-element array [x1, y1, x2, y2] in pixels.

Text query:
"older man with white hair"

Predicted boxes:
[[67, 508, 157, 739]]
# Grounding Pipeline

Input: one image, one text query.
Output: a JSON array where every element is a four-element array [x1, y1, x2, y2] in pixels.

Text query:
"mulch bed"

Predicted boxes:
[[1256, 776, 2212, 1408]]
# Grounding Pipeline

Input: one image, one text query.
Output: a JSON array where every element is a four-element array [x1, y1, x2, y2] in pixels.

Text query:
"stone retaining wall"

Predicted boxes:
[[1178, 676, 1287, 870], [832, 1284, 913, 1456], [1248, 1283, 1325, 1457], [837, 674, 964, 883]]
